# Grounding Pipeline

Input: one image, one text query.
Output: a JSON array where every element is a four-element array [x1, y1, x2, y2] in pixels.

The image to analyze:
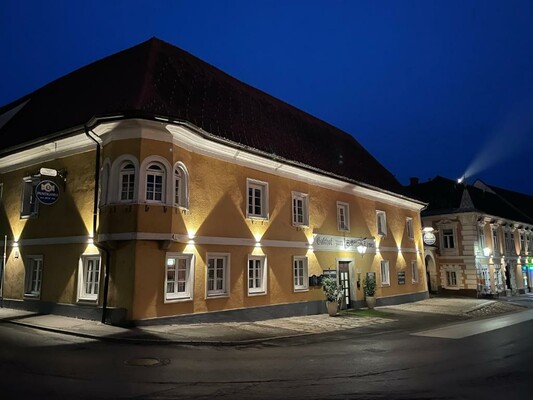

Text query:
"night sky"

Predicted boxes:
[[1, 0, 532, 194]]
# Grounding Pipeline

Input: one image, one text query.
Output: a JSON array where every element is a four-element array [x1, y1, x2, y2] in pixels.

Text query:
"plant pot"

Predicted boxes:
[[326, 301, 339, 316], [366, 296, 376, 309]]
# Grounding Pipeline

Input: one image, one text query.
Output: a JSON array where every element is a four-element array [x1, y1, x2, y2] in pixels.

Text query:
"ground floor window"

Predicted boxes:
[[78, 255, 101, 301], [206, 253, 229, 297], [248, 255, 267, 295], [380, 260, 390, 286], [25, 255, 43, 298], [293, 256, 308, 291], [446, 271, 457, 287], [165, 253, 194, 301]]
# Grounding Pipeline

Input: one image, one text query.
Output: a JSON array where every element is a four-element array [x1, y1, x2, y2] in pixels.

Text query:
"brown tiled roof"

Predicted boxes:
[[0, 38, 406, 195]]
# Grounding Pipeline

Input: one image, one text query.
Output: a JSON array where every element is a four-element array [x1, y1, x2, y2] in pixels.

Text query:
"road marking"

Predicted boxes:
[[412, 309, 533, 339]]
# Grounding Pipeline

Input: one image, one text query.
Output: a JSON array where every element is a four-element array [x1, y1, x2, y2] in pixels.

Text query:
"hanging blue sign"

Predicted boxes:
[[35, 180, 60, 205]]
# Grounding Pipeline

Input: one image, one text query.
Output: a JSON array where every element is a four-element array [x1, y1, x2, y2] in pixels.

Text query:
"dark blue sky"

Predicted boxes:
[[1, 0, 532, 194]]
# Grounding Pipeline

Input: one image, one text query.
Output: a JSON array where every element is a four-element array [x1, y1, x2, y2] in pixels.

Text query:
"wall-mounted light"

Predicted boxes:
[[356, 238, 368, 257], [13, 241, 19, 258], [483, 247, 491, 257]]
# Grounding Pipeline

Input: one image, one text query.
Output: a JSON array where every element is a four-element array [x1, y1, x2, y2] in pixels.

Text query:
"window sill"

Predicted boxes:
[[293, 287, 309, 293], [164, 296, 193, 304], [77, 297, 98, 304], [247, 291, 267, 297], [247, 216, 269, 222], [23, 294, 41, 300], [206, 293, 229, 300], [381, 284, 390, 288]]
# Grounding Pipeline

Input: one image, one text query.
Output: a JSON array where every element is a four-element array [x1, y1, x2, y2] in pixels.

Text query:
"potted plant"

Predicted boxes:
[[363, 275, 377, 309], [322, 276, 343, 316]]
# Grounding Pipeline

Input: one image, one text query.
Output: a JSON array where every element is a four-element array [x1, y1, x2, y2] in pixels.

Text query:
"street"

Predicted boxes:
[[1, 310, 532, 399]]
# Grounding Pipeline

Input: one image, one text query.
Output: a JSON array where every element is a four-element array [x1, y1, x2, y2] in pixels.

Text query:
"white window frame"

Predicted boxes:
[[78, 254, 101, 302], [174, 162, 189, 209], [478, 225, 486, 253], [206, 253, 230, 298], [165, 253, 195, 302], [376, 210, 387, 236], [20, 176, 39, 219], [380, 260, 390, 286], [337, 201, 350, 232], [442, 228, 456, 249], [24, 255, 43, 298], [247, 255, 267, 295], [292, 192, 309, 227], [406, 217, 414, 240], [446, 270, 458, 287], [145, 162, 165, 203], [119, 161, 136, 202], [293, 256, 309, 291], [246, 179, 269, 220], [411, 260, 419, 283]]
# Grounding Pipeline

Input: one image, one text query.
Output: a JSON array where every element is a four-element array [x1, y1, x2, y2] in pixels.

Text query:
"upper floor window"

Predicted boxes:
[[25, 255, 43, 298], [492, 228, 500, 256], [119, 162, 136, 202], [442, 228, 455, 249], [246, 179, 269, 220], [174, 163, 189, 209], [337, 202, 350, 232], [20, 177, 39, 219], [165, 253, 194, 301], [206, 253, 229, 297], [292, 192, 309, 227], [406, 218, 414, 240], [145, 163, 165, 202], [99, 163, 110, 207], [376, 210, 387, 236], [520, 232, 526, 254], [293, 256, 309, 291], [0, 182, 3, 202], [478, 225, 486, 251]]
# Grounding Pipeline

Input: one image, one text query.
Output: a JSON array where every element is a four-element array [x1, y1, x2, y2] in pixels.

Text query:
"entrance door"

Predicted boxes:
[[338, 261, 352, 309]]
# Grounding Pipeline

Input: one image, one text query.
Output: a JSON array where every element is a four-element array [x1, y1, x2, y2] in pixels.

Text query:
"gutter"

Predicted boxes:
[[84, 126, 112, 324]]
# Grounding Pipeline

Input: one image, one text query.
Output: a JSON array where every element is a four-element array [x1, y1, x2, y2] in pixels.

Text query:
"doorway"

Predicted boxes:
[[338, 260, 352, 309]]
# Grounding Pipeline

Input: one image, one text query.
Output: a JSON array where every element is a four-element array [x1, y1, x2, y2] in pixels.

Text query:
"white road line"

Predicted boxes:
[[412, 309, 533, 339]]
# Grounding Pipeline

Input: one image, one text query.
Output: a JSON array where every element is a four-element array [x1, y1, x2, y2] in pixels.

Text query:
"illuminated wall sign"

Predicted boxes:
[[35, 180, 60, 205], [313, 234, 375, 252], [423, 231, 436, 246]]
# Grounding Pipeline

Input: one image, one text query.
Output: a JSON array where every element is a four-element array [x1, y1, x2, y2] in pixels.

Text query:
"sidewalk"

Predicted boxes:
[[0, 297, 525, 345]]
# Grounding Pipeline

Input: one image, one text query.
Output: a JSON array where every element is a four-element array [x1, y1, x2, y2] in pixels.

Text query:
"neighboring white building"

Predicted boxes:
[[409, 176, 533, 297]]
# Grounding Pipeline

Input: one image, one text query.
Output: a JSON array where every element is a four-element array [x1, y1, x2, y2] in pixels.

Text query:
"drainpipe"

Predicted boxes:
[[84, 127, 112, 324]]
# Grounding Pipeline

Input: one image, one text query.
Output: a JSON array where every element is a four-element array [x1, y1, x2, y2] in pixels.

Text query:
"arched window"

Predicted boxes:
[[119, 162, 136, 202], [174, 163, 189, 209], [146, 163, 165, 202]]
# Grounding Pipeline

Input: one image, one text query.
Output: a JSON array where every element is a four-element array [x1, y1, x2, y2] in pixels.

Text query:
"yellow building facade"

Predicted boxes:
[[0, 39, 427, 325]]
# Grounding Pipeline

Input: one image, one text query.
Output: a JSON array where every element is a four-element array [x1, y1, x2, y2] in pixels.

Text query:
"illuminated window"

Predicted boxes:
[[78, 255, 101, 301], [376, 211, 387, 236], [165, 253, 194, 301], [293, 256, 308, 291], [145, 163, 165, 202], [292, 192, 309, 227], [246, 179, 269, 219], [174, 162, 189, 209], [406, 218, 414, 240], [206, 253, 229, 297], [24, 255, 43, 298], [446, 271, 457, 287], [478, 225, 486, 252], [248, 255, 267, 295], [411, 260, 418, 283], [380, 260, 390, 286], [20, 176, 39, 219], [119, 162, 136, 202]]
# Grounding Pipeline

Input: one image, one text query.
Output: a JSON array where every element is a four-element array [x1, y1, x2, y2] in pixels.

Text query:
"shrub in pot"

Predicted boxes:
[[322, 277, 343, 316], [363, 275, 377, 309]]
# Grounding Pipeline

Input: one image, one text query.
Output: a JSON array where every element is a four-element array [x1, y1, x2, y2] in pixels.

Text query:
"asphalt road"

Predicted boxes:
[[1, 311, 532, 399]]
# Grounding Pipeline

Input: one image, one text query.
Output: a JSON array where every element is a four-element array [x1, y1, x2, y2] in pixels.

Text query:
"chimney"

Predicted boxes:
[[409, 177, 419, 186]]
